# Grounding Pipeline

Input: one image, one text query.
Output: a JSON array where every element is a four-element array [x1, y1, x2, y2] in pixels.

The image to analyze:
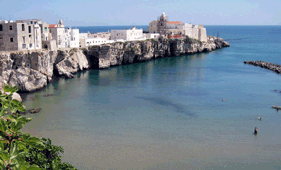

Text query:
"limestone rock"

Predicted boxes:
[[8, 68, 47, 92], [0, 36, 229, 92], [55, 50, 89, 77]]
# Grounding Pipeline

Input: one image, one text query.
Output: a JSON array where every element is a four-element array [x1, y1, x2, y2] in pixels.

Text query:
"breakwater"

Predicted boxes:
[[244, 60, 281, 74], [0, 36, 229, 92]]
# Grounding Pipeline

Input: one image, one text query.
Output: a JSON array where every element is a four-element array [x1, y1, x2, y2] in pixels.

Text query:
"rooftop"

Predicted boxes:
[[49, 24, 57, 28], [167, 21, 182, 24]]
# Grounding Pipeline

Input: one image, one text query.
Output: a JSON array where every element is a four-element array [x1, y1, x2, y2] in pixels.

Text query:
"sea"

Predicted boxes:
[[21, 25, 281, 170]]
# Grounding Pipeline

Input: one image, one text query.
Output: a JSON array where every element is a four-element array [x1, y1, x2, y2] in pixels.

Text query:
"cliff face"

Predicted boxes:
[[85, 37, 229, 69], [0, 49, 89, 92], [0, 37, 229, 92]]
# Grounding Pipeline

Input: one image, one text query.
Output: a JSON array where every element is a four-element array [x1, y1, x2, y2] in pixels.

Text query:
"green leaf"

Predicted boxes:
[[0, 150, 10, 162], [0, 119, 7, 131], [11, 107, 18, 113], [10, 142, 18, 156], [11, 99, 21, 106], [14, 121, 23, 131], [26, 164, 42, 170], [11, 86, 18, 93], [4, 84, 11, 93], [18, 106, 26, 112]]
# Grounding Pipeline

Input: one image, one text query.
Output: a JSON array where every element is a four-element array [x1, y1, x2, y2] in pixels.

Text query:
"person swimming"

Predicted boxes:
[[254, 127, 258, 134]]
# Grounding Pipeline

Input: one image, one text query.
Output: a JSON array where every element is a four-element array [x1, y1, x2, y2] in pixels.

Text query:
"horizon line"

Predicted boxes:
[[70, 24, 281, 27]]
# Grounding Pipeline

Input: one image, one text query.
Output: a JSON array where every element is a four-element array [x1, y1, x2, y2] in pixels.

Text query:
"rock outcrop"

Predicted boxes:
[[55, 49, 89, 78], [87, 36, 230, 69], [0, 49, 89, 92], [0, 37, 229, 92]]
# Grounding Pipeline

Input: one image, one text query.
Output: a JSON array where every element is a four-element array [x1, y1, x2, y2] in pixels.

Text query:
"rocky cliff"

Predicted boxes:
[[0, 49, 89, 92], [0, 36, 229, 92], [85, 36, 229, 69]]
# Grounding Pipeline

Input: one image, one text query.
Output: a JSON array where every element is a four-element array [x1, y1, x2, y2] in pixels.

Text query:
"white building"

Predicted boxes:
[[111, 27, 145, 41], [147, 12, 207, 42], [65, 27, 79, 48], [144, 33, 160, 39], [0, 19, 42, 51], [79, 33, 114, 48], [49, 19, 79, 49]]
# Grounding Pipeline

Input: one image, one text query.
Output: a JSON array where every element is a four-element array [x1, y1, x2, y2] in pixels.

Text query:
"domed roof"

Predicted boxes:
[[162, 12, 166, 17], [58, 19, 63, 25]]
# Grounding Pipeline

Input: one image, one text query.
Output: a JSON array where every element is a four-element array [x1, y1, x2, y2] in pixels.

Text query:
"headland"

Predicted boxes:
[[0, 36, 229, 92]]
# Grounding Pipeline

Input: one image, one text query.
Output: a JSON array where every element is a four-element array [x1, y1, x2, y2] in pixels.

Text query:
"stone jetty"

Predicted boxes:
[[244, 61, 281, 74]]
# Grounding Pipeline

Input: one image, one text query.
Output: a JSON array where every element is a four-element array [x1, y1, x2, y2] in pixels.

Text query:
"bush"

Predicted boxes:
[[0, 85, 76, 170]]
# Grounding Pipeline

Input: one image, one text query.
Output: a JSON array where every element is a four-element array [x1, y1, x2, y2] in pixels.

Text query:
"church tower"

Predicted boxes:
[[157, 12, 168, 35]]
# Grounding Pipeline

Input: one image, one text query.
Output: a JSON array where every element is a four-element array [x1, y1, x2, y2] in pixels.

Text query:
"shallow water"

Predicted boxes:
[[22, 26, 281, 169]]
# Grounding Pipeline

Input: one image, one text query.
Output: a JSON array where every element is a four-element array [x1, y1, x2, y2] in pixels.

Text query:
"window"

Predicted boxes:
[[28, 26, 31, 33], [30, 44, 33, 48], [10, 38, 13, 42], [0, 36, 2, 42], [45, 27, 47, 32], [0, 24, 3, 31], [29, 35, 31, 38], [10, 26, 12, 30], [22, 24, 25, 31], [22, 44, 26, 49], [23, 36, 25, 43]]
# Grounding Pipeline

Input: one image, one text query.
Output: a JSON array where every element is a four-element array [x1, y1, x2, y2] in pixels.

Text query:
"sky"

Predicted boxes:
[[0, 0, 280, 26]]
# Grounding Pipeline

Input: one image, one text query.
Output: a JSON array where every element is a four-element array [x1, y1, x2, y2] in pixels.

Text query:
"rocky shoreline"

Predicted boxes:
[[0, 36, 229, 92], [244, 61, 281, 74]]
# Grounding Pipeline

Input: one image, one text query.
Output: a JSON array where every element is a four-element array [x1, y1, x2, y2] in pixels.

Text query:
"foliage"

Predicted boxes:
[[25, 138, 76, 170], [0, 85, 76, 170]]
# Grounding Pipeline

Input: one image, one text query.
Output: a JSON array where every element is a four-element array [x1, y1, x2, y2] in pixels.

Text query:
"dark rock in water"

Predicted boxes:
[[42, 94, 54, 97], [26, 96, 35, 101], [28, 108, 41, 114]]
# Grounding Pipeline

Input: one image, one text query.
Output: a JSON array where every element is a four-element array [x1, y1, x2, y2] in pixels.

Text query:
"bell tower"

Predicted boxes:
[[157, 12, 168, 35]]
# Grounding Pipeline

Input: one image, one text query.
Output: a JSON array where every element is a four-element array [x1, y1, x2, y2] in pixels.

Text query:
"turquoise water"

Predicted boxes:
[[22, 26, 281, 169]]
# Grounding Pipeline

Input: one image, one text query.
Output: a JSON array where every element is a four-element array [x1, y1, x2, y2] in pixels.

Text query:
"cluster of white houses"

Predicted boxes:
[[0, 19, 80, 51], [0, 12, 207, 51]]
